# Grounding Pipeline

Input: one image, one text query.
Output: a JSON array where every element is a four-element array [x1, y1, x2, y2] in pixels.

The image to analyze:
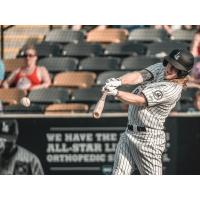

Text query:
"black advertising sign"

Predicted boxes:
[[1, 115, 200, 174]]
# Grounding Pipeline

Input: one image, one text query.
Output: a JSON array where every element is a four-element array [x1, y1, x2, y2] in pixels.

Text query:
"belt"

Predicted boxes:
[[127, 124, 146, 132]]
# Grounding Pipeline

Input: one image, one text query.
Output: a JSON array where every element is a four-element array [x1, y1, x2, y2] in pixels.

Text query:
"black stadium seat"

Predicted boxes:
[[3, 104, 45, 113], [71, 87, 102, 103], [178, 88, 198, 112], [96, 71, 128, 85], [45, 30, 85, 44], [90, 102, 128, 113], [180, 88, 198, 102], [147, 41, 189, 57], [128, 28, 169, 43], [79, 57, 120, 72], [38, 57, 78, 73], [19, 42, 62, 57], [29, 88, 70, 104], [121, 56, 161, 70], [104, 41, 147, 56], [171, 30, 196, 43], [62, 43, 104, 57]]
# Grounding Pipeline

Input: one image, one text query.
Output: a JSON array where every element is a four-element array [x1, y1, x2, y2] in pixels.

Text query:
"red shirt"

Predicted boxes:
[[15, 66, 41, 89]]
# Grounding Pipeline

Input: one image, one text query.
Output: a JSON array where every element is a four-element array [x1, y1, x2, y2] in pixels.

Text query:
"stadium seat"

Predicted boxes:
[[45, 30, 85, 44], [28, 88, 70, 104], [86, 28, 128, 43], [147, 41, 189, 57], [90, 102, 128, 113], [71, 87, 102, 103], [95, 102, 125, 112], [19, 42, 61, 57], [4, 58, 26, 72], [128, 28, 169, 43], [4, 48, 21, 59], [78, 57, 120, 72], [62, 43, 104, 57], [96, 71, 128, 85], [0, 89, 26, 104], [45, 103, 89, 114], [3, 104, 45, 113], [121, 56, 161, 70], [38, 57, 78, 73], [178, 88, 198, 112], [53, 72, 96, 88], [171, 30, 196, 42], [180, 88, 198, 102], [104, 41, 147, 56]]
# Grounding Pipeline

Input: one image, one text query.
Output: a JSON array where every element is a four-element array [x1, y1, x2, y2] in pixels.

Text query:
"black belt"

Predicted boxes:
[[128, 124, 146, 132]]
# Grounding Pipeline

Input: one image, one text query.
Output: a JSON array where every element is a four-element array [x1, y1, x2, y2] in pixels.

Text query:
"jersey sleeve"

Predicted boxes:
[[144, 63, 164, 81], [142, 83, 180, 107]]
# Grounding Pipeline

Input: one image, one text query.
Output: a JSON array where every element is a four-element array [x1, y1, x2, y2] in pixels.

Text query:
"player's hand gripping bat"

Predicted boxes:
[[92, 91, 107, 119]]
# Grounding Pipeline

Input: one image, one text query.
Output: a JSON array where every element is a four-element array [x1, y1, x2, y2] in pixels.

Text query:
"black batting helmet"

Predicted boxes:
[[163, 49, 194, 78]]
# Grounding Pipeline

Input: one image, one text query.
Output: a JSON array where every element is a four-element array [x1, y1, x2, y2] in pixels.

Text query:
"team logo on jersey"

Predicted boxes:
[[153, 90, 163, 100]]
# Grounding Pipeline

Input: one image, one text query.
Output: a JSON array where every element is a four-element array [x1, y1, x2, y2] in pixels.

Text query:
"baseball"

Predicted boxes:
[[20, 97, 31, 107]]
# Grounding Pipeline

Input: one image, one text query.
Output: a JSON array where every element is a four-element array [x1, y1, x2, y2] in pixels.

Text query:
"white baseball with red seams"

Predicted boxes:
[[20, 97, 31, 107]]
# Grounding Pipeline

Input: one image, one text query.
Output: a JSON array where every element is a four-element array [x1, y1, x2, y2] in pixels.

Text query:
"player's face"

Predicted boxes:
[[164, 63, 178, 80]]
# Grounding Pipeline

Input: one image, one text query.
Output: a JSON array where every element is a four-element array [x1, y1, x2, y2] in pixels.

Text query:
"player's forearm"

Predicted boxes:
[[119, 71, 143, 85], [116, 90, 146, 106]]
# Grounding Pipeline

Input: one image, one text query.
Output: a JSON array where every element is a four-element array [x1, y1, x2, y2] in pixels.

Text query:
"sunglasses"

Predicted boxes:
[[24, 54, 36, 58]]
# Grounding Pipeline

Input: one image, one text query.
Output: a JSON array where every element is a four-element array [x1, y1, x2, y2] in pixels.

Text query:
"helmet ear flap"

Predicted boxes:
[[163, 59, 168, 66]]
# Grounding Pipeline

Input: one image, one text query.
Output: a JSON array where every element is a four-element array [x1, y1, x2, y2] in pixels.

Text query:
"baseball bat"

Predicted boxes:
[[93, 91, 107, 119]]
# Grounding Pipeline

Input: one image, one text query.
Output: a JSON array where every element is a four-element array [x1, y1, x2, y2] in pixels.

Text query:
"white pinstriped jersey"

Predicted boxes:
[[128, 62, 183, 130]]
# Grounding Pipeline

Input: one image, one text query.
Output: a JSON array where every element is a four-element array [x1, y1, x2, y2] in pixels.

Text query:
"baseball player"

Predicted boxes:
[[0, 119, 44, 175], [102, 49, 194, 175]]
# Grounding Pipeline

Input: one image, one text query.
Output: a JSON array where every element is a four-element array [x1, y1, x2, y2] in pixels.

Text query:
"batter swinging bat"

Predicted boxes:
[[93, 91, 107, 119]]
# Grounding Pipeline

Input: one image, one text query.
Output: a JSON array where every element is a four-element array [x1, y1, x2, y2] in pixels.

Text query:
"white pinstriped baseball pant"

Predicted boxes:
[[112, 128, 166, 175]]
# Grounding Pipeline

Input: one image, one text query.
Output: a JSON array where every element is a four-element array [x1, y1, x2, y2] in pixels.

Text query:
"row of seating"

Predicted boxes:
[[0, 87, 197, 113], [2, 102, 128, 114], [2, 26, 196, 59], [0, 86, 135, 105], [4, 56, 162, 73], [17, 40, 190, 58], [0, 86, 197, 106], [43, 28, 196, 44]]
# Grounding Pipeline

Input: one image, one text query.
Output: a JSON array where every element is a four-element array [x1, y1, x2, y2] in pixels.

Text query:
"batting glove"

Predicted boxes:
[[105, 78, 122, 88], [102, 86, 118, 96]]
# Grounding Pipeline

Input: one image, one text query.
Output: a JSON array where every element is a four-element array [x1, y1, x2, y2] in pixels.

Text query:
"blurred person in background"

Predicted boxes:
[[182, 90, 200, 112], [0, 59, 5, 112], [191, 29, 200, 57], [154, 25, 198, 36], [0, 59, 5, 87], [154, 25, 175, 35], [187, 61, 200, 88], [0, 119, 44, 175], [193, 90, 200, 111], [3, 45, 51, 91]]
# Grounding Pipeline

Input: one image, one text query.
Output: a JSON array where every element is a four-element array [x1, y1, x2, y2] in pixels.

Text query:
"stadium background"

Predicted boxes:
[[0, 25, 200, 175]]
